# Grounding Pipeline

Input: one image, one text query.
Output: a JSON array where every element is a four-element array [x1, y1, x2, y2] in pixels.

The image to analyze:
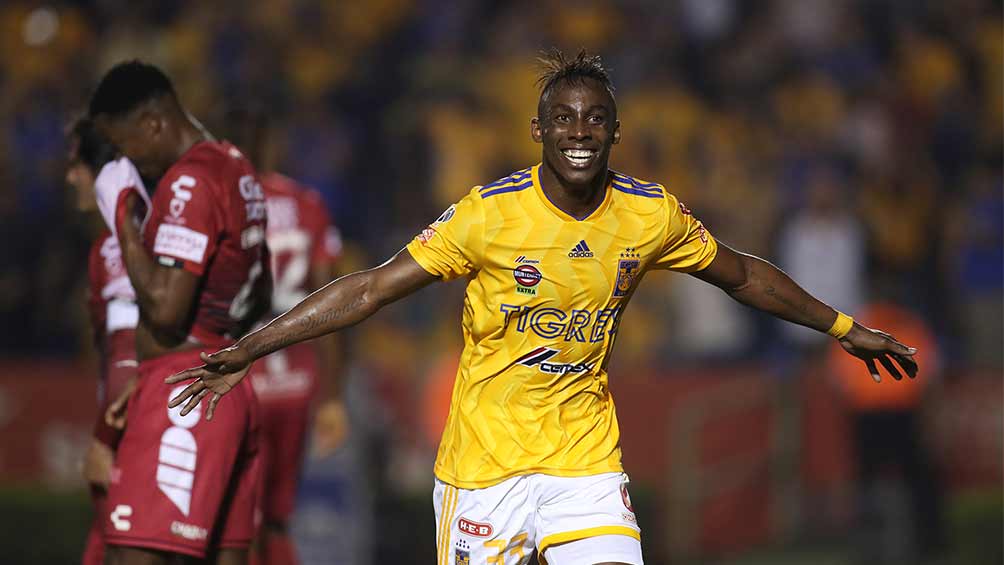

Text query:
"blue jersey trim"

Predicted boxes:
[[479, 169, 532, 192], [613, 184, 664, 198], [612, 172, 662, 190], [481, 180, 533, 198]]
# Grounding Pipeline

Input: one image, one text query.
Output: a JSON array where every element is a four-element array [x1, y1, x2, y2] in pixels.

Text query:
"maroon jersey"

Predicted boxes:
[[143, 141, 270, 346], [261, 171, 342, 314], [87, 230, 138, 405]]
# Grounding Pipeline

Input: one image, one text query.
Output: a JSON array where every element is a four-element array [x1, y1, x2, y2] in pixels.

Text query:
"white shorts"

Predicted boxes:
[[433, 472, 643, 565]]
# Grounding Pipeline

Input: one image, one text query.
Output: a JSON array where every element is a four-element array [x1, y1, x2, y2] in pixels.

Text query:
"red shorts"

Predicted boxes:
[[248, 341, 318, 524], [103, 348, 262, 558]]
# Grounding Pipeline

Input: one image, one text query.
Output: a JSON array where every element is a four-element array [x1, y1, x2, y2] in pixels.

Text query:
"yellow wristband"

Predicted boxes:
[[827, 312, 854, 339]]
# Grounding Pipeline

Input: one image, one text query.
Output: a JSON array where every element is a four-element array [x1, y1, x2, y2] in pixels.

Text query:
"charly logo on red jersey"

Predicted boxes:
[[169, 175, 195, 218], [457, 517, 493, 538]]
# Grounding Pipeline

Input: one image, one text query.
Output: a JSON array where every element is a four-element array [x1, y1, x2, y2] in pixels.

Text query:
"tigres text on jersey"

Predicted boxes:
[[406, 163, 718, 489]]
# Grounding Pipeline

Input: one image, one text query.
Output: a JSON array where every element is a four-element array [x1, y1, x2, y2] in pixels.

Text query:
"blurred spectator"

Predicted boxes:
[[828, 303, 946, 563], [943, 164, 1004, 369], [778, 167, 865, 348]]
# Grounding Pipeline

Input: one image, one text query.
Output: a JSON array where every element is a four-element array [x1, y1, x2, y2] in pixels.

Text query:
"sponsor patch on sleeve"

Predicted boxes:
[[416, 227, 436, 245], [154, 224, 209, 264]]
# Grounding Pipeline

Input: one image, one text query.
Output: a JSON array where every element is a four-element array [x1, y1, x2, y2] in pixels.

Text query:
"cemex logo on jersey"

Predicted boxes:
[[516, 347, 593, 375], [568, 240, 594, 258], [458, 517, 493, 538]]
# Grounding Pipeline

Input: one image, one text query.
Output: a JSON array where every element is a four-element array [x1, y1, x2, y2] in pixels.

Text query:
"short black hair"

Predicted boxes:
[[69, 116, 117, 172], [89, 60, 176, 119], [536, 48, 615, 118]]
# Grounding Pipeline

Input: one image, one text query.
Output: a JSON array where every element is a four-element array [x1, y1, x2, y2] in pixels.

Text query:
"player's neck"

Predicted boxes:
[[539, 161, 609, 219], [172, 119, 209, 161]]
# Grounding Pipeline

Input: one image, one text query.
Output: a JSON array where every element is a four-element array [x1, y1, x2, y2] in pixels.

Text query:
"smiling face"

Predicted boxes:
[[531, 77, 620, 187]]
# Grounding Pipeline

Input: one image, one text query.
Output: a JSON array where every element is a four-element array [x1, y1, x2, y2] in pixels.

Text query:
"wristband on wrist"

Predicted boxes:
[[827, 311, 854, 339]]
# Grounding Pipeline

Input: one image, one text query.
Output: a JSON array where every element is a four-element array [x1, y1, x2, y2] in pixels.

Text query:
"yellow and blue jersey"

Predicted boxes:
[[406, 163, 718, 489]]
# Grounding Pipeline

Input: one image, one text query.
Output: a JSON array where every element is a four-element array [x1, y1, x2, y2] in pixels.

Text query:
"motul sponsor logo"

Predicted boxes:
[[457, 517, 493, 537]]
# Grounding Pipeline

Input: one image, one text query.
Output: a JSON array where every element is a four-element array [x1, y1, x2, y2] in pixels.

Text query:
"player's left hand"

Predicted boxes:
[[105, 377, 137, 430], [838, 323, 919, 383], [81, 438, 115, 488], [166, 346, 253, 421]]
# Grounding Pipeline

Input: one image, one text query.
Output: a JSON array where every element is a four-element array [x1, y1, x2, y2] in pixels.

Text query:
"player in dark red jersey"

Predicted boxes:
[[66, 117, 140, 565], [88, 61, 271, 564], [226, 108, 345, 564]]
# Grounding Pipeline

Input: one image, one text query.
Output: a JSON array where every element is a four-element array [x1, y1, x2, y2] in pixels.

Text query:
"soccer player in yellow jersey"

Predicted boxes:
[[167, 50, 918, 565]]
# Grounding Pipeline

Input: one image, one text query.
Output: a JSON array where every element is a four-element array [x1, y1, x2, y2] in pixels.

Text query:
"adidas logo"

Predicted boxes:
[[568, 240, 594, 258]]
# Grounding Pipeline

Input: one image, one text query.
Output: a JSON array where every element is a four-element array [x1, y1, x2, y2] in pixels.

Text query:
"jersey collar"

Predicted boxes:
[[531, 163, 613, 222]]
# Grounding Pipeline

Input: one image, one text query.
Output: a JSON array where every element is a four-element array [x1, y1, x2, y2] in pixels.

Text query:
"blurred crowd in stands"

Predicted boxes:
[[2, 0, 1000, 374]]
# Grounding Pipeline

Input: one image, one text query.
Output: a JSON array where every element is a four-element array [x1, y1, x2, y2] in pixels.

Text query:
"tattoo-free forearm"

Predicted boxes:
[[117, 213, 161, 314], [725, 254, 838, 333]]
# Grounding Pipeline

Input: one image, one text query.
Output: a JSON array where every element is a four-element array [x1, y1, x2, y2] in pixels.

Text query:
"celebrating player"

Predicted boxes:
[[89, 61, 271, 564], [226, 107, 346, 564], [65, 117, 140, 565], [168, 50, 917, 565]]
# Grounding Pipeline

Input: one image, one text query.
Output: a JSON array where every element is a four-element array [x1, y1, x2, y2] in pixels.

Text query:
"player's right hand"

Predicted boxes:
[[166, 346, 253, 421]]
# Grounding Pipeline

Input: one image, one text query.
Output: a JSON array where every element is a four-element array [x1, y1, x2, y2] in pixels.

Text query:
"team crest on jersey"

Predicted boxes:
[[613, 248, 641, 297], [513, 264, 542, 296], [454, 539, 471, 565]]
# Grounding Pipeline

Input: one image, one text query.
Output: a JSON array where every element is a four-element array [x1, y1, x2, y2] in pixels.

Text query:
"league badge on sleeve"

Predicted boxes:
[[613, 248, 641, 298]]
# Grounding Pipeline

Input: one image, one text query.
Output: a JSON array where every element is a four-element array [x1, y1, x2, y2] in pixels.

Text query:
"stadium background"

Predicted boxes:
[[0, 0, 1001, 563]]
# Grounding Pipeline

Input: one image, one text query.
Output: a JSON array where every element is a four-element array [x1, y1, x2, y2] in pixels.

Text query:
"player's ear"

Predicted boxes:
[[530, 117, 542, 143], [138, 110, 161, 139], [612, 120, 621, 145]]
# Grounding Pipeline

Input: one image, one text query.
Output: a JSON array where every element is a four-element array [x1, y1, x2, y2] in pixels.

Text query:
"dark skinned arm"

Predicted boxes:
[[309, 258, 343, 400], [692, 243, 918, 382], [118, 193, 199, 352], [167, 249, 437, 419]]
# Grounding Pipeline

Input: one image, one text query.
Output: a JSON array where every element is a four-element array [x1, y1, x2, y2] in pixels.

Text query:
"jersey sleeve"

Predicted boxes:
[[651, 194, 719, 272], [405, 188, 485, 281], [148, 171, 221, 276]]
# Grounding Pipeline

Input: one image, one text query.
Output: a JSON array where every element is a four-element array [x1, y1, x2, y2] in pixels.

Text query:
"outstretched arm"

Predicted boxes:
[[167, 249, 437, 419], [692, 243, 918, 381]]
